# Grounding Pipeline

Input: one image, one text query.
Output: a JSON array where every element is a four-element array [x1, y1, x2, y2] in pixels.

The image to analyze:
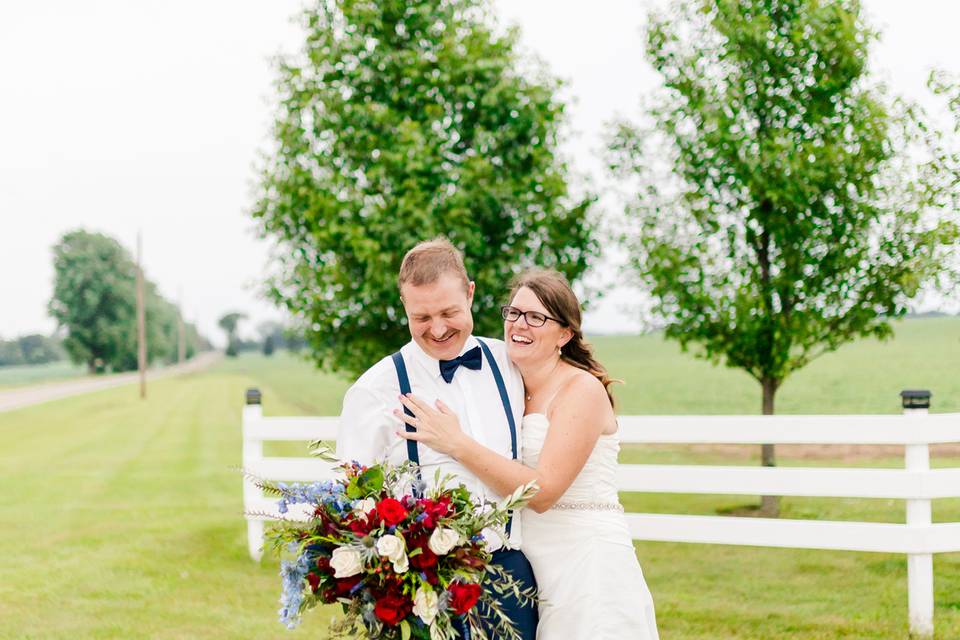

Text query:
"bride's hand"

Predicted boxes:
[[393, 394, 468, 458]]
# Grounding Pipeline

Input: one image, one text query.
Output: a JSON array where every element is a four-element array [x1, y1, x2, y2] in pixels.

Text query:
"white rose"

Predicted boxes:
[[376, 534, 404, 561], [376, 534, 409, 573], [412, 587, 439, 625], [428, 527, 461, 556], [330, 547, 363, 578], [353, 498, 376, 517]]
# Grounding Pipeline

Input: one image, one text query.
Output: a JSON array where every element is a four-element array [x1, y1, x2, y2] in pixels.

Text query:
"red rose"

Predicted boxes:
[[376, 498, 408, 526], [347, 513, 377, 535], [448, 582, 483, 615], [417, 497, 452, 528], [374, 592, 412, 626], [408, 540, 437, 570], [306, 572, 321, 592]]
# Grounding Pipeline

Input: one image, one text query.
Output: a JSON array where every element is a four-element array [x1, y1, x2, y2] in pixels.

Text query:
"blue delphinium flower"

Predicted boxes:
[[276, 480, 337, 514], [278, 553, 312, 629]]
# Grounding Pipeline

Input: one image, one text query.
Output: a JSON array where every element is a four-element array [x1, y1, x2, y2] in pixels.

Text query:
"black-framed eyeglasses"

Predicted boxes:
[[501, 305, 565, 328]]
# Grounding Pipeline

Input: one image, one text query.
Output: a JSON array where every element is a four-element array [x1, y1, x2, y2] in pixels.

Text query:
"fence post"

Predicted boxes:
[[243, 388, 265, 562], [902, 389, 933, 638]]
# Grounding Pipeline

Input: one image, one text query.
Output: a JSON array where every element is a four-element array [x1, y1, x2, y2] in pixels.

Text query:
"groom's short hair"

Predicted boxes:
[[398, 237, 470, 292]]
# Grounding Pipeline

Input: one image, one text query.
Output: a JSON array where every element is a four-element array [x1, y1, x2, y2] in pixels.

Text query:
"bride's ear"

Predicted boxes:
[[558, 327, 573, 350]]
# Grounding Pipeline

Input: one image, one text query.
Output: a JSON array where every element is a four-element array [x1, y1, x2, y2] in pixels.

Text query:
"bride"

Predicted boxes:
[[395, 269, 659, 639]]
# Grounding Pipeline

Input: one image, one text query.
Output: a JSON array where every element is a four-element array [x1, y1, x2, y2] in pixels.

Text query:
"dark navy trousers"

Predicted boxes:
[[456, 548, 539, 639]]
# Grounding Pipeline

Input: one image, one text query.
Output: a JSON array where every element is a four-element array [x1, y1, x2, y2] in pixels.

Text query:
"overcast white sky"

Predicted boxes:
[[1, 1, 957, 345]]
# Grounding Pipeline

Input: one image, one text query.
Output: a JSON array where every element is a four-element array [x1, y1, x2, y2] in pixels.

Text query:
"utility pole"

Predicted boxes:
[[137, 231, 147, 399]]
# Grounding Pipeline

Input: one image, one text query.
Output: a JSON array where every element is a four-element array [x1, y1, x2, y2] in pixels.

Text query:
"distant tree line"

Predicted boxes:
[[217, 314, 306, 358], [0, 334, 64, 367], [48, 230, 211, 374]]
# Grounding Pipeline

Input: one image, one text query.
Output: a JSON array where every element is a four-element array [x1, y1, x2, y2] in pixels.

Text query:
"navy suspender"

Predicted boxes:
[[391, 351, 420, 468], [391, 340, 519, 535], [476, 339, 519, 536], [476, 339, 518, 461]]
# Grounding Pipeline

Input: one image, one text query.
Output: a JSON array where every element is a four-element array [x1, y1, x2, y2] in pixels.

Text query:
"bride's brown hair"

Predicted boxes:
[[507, 269, 618, 408]]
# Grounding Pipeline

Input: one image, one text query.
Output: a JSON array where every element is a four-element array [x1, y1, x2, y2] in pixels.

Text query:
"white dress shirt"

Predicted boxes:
[[337, 335, 525, 549]]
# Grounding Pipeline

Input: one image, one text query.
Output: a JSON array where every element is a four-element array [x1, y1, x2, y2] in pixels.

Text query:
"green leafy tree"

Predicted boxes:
[[609, 0, 960, 515], [218, 312, 246, 358], [252, 0, 596, 375], [17, 335, 64, 365], [49, 231, 139, 373], [257, 320, 287, 352], [930, 70, 960, 134], [49, 230, 195, 372], [183, 321, 210, 359], [0, 340, 24, 367], [143, 293, 181, 368], [283, 326, 307, 353], [929, 70, 960, 213]]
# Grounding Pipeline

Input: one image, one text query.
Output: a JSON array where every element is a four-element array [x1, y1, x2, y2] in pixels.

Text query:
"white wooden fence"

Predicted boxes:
[[241, 388, 959, 637]]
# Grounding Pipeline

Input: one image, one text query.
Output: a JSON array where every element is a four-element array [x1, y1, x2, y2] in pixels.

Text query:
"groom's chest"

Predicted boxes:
[[405, 366, 510, 453]]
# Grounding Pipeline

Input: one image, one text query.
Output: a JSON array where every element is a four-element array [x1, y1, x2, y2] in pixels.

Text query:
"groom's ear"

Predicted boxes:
[[466, 280, 475, 302]]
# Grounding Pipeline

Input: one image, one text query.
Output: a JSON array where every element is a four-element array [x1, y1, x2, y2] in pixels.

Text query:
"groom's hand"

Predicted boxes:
[[394, 394, 467, 458]]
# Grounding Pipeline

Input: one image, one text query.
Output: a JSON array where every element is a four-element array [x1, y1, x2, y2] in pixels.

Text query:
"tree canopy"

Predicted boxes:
[[608, 0, 959, 513], [252, 0, 596, 375], [49, 230, 205, 372], [610, 0, 959, 406]]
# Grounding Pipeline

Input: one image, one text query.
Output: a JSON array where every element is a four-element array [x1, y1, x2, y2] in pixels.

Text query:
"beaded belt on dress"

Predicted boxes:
[[551, 501, 624, 512]]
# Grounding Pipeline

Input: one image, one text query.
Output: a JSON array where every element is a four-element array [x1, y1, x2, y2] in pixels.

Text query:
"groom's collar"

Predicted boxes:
[[405, 335, 480, 381]]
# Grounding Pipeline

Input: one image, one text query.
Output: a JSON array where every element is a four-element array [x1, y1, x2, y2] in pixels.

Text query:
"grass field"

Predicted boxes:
[[0, 360, 86, 389], [1, 316, 958, 639]]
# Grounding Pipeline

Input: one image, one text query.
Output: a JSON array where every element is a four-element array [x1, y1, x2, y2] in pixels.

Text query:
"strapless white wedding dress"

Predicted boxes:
[[520, 413, 659, 639]]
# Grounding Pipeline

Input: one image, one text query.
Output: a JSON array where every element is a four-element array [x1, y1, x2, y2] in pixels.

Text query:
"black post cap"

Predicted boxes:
[[245, 388, 262, 405], [900, 389, 931, 410]]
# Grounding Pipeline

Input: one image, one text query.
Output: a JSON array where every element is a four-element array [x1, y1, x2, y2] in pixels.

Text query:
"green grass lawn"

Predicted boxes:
[[593, 315, 960, 415], [0, 360, 86, 389], [1, 317, 958, 638]]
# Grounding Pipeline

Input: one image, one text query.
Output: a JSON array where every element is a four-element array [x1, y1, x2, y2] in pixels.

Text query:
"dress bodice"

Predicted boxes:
[[521, 413, 621, 505]]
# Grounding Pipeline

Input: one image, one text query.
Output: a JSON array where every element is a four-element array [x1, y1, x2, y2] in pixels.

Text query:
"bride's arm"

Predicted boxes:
[[395, 374, 610, 513]]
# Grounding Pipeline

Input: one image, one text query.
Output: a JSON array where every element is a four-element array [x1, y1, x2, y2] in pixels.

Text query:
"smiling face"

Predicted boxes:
[[504, 286, 572, 367], [401, 273, 475, 361]]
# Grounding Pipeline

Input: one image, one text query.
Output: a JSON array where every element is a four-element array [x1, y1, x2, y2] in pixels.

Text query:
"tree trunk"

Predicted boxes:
[[760, 376, 779, 517]]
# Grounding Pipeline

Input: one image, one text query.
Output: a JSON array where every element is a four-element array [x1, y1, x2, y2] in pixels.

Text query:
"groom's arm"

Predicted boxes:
[[336, 383, 395, 465]]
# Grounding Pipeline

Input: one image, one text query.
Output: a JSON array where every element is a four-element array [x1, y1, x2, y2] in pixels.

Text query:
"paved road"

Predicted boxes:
[[0, 352, 223, 414]]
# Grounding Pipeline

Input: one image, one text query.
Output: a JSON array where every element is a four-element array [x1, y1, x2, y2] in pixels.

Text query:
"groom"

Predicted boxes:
[[337, 237, 538, 638]]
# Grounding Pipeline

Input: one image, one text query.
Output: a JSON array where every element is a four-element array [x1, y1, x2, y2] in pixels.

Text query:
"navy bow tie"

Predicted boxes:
[[439, 346, 483, 383]]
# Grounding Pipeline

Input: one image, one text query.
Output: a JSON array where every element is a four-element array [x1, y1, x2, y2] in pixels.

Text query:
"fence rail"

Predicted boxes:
[[241, 388, 957, 637]]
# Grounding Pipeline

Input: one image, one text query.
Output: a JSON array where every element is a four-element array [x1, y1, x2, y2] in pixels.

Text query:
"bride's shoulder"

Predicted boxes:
[[556, 368, 608, 406]]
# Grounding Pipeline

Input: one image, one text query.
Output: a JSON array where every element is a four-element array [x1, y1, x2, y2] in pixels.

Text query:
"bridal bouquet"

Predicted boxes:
[[248, 444, 538, 640]]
